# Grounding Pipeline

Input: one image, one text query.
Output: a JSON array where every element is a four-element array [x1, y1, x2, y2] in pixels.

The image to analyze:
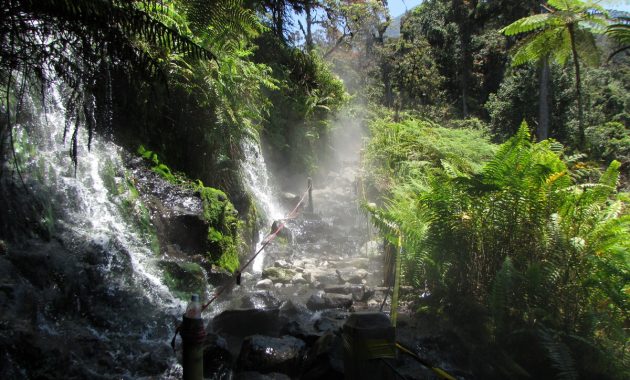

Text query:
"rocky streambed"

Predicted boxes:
[[193, 163, 475, 379]]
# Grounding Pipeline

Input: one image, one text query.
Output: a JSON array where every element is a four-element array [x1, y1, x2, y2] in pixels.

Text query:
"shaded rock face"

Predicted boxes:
[[212, 308, 281, 339], [158, 260, 207, 296], [0, 239, 178, 380], [306, 293, 353, 311], [301, 333, 344, 380], [237, 335, 306, 376], [129, 157, 209, 257], [203, 333, 232, 379]]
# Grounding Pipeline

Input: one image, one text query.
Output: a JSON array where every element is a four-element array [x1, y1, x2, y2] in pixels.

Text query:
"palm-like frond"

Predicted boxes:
[[500, 13, 553, 36], [606, 17, 630, 59]]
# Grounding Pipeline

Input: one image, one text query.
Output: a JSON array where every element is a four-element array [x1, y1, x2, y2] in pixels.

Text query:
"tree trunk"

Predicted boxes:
[[538, 56, 550, 141], [305, 2, 313, 52], [568, 24, 584, 148], [453, 0, 471, 118], [272, 1, 285, 40]]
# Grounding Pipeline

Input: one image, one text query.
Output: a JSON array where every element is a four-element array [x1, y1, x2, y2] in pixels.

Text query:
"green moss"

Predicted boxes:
[[159, 261, 207, 300], [136, 144, 243, 271], [198, 186, 241, 272]]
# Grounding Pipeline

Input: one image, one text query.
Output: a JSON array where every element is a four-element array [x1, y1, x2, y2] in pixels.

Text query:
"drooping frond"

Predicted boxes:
[[510, 28, 567, 66], [537, 327, 578, 380], [500, 13, 553, 36], [606, 17, 630, 59]]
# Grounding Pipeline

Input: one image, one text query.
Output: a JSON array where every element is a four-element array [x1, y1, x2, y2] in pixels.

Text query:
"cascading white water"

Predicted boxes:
[[14, 80, 180, 310], [240, 137, 283, 273]]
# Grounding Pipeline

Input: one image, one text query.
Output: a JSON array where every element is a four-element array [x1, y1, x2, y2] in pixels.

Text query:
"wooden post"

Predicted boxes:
[[181, 316, 206, 380], [390, 233, 403, 327], [342, 312, 397, 380], [307, 177, 313, 213]]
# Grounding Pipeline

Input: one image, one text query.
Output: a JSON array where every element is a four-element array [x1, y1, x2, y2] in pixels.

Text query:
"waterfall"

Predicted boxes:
[[240, 137, 283, 273], [12, 80, 180, 309]]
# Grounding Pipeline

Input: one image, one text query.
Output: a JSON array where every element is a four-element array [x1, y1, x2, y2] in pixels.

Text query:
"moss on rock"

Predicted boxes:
[[159, 260, 207, 300]]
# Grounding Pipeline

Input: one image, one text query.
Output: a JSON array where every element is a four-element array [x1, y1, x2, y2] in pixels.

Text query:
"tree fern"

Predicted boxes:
[[490, 257, 515, 333], [501, 0, 607, 147], [538, 327, 578, 380], [606, 16, 630, 59]]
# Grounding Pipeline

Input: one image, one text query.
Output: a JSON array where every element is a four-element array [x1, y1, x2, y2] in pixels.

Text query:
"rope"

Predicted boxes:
[[396, 342, 457, 380], [200, 182, 312, 313], [171, 182, 313, 350]]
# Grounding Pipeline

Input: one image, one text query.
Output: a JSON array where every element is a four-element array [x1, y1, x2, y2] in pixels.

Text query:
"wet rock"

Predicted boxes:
[[291, 273, 308, 285], [239, 291, 281, 309], [270, 221, 292, 241], [324, 284, 373, 302], [314, 310, 349, 334], [306, 293, 353, 311], [305, 269, 341, 286], [234, 371, 291, 380], [279, 321, 320, 345], [262, 267, 297, 284], [237, 335, 306, 376], [314, 317, 342, 334], [273, 260, 291, 269], [212, 308, 280, 338], [240, 271, 254, 283], [336, 268, 368, 284], [157, 261, 206, 297], [256, 279, 274, 290], [203, 333, 232, 379], [279, 300, 302, 316], [207, 265, 233, 286], [137, 342, 172, 375], [301, 333, 344, 380]]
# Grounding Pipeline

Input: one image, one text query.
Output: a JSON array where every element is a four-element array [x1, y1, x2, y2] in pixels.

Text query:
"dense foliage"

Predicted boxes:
[[365, 119, 629, 378]]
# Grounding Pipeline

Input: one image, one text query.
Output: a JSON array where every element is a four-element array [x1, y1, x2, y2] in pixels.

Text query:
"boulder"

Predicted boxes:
[[301, 333, 344, 380], [234, 372, 291, 380], [306, 293, 353, 311], [336, 269, 368, 284], [207, 264, 233, 286], [273, 260, 291, 269], [262, 267, 297, 284], [323, 284, 373, 302], [313, 310, 349, 334], [212, 308, 280, 339], [237, 335, 306, 376], [291, 273, 308, 285], [239, 291, 282, 309], [256, 279, 274, 290], [157, 261, 206, 297], [203, 333, 232, 379], [279, 321, 320, 346]]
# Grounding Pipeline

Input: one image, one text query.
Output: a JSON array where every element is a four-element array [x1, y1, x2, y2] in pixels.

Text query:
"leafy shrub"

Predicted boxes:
[[366, 120, 629, 377]]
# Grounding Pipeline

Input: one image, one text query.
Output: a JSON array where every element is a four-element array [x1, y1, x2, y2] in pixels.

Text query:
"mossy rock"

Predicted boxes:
[[159, 260, 207, 299], [262, 267, 297, 284]]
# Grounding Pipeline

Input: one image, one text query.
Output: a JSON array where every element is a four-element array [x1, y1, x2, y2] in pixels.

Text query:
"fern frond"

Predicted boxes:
[[501, 13, 553, 36], [537, 327, 578, 380]]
